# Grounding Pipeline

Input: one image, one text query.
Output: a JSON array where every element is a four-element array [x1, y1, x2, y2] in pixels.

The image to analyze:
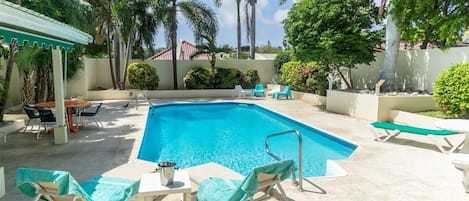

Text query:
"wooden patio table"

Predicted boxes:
[[35, 100, 93, 132]]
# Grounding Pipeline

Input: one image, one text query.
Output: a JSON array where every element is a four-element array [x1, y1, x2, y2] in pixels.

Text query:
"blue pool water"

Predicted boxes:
[[138, 102, 357, 177]]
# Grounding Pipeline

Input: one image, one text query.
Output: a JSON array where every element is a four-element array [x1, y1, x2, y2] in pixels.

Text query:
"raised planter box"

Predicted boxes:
[[326, 90, 437, 121], [291, 91, 326, 105]]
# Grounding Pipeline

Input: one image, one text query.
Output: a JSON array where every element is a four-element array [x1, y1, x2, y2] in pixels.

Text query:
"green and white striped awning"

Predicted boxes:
[[0, 27, 75, 51], [0, 0, 92, 50]]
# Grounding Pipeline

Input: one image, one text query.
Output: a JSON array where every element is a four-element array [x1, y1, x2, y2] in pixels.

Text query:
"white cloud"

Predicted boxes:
[[273, 9, 289, 23], [217, 0, 239, 27]]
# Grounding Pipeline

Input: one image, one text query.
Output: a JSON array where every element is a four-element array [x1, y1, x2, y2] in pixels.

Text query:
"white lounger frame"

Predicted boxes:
[[368, 125, 465, 154]]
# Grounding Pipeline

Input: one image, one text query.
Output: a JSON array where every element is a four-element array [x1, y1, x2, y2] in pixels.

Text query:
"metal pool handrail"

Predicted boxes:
[[265, 129, 303, 191], [135, 93, 154, 110]]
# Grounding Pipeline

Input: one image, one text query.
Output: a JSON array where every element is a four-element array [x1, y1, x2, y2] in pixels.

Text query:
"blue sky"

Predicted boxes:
[[154, 0, 298, 48]]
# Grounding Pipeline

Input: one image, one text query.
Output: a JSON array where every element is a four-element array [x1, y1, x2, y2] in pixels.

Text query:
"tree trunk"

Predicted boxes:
[[46, 67, 54, 101], [114, 30, 122, 89], [334, 65, 352, 89], [210, 54, 216, 80], [107, 29, 117, 89], [122, 21, 135, 90], [0, 39, 17, 122], [170, 0, 178, 89], [378, 14, 399, 92], [22, 72, 34, 104], [35, 64, 48, 103], [236, 0, 241, 59], [249, 0, 256, 59]]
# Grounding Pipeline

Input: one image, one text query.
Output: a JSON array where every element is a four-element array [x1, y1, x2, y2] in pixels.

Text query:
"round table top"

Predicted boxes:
[[35, 100, 92, 108], [434, 119, 469, 132]]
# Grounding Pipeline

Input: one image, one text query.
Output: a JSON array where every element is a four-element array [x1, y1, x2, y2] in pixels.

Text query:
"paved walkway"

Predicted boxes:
[[0, 98, 467, 200]]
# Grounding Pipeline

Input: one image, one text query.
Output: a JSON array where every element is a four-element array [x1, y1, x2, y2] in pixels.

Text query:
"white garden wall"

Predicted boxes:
[[352, 47, 469, 92]]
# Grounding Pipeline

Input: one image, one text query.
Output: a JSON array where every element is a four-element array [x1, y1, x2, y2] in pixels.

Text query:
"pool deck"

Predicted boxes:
[[0, 98, 467, 200]]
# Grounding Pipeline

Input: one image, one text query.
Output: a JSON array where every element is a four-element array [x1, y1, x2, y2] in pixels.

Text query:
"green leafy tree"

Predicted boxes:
[[391, 0, 469, 49], [190, 34, 232, 80], [155, 0, 220, 89], [283, 0, 382, 88]]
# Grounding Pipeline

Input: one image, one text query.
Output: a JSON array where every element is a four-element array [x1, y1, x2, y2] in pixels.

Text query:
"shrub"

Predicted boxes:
[[280, 61, 303, 90], [280, 61, 328, 95], [214, 68, 244, 89], [127, 62, 159, 90], [242, 68, 260, 89], [183, 67, 211, 89], [433, 63, 469, 117], [304, 62, 329, 96], [273, 50, 292, 73]]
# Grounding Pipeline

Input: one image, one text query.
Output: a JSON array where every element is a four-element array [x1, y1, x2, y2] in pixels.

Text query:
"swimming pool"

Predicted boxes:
[[138, 102, 357, 177]]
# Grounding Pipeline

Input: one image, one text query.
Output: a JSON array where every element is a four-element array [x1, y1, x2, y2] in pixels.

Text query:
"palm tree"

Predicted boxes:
[[0, 39, 17, 122], [190, 34, 233, 80], [155, 0, 220, 89], [14, 45, 42, 104], [244, 0, 288, 59], [236, 0, 241, 59]]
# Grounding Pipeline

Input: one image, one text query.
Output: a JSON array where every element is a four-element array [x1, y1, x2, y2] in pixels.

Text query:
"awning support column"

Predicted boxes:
[[52, 47, 68, 144]]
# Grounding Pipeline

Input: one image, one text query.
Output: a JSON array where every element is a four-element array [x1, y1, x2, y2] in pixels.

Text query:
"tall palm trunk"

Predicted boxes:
[[46, 67, 54, 101], [249, 0, 256, 59], [0, 39, 17, 122], [107, 28, 117, 89], [236, 0, 241, 59], [22, 71, 34, 104], [114, 31, 122, 89], [170, 0, 178, 89], [35, 64, 48, 103]]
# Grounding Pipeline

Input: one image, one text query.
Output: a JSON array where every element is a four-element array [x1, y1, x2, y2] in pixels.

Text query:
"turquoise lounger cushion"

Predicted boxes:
[[197, 160, 297, 201], [16, 168, 92, 200], [16, 168, 139, 201], [371, 121, 458, 135], [80, 176, 139, 201]]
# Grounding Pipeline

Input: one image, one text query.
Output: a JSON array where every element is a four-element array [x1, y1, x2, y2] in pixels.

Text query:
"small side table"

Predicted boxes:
[[138, 170, 191, 201]]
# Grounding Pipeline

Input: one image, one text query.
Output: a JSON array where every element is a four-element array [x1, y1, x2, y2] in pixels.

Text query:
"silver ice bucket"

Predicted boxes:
[[158, 161, 176, 185]]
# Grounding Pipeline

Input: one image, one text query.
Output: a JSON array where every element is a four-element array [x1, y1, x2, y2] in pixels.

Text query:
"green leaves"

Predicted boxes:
[[127, 62, 159, 90], [434, 63, 469, 117], [391, 0, 469, 49], [283, 0, 381, 88]]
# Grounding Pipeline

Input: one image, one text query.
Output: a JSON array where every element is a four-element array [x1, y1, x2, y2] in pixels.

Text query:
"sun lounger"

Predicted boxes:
[[16, 167, 139, 201], [193, 160, 297, 201], [369, 121, 464, 153], [449, 153, 469, 192]]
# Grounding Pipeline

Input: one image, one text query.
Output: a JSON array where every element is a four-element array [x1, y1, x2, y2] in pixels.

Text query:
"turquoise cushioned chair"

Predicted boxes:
[[16, 167, 139, 201], [252, 84, 265, 97], [197, 160, 297, 201], [273, 86, 291, 100]]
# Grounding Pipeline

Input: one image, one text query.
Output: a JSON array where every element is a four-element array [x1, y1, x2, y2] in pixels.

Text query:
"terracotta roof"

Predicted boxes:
[[147, 40, 210, 60]]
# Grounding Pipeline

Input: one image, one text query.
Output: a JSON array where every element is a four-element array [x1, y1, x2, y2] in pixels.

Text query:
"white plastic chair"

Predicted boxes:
[[267, 85, 281, 96], [233, 85, 249, 98]]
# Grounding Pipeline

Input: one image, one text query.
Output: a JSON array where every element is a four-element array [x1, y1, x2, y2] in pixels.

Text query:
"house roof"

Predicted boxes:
[[148, 40, 210, 60]]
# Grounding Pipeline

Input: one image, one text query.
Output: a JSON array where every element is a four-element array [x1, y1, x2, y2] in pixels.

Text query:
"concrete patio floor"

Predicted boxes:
[[0, 98, 467, 201]]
